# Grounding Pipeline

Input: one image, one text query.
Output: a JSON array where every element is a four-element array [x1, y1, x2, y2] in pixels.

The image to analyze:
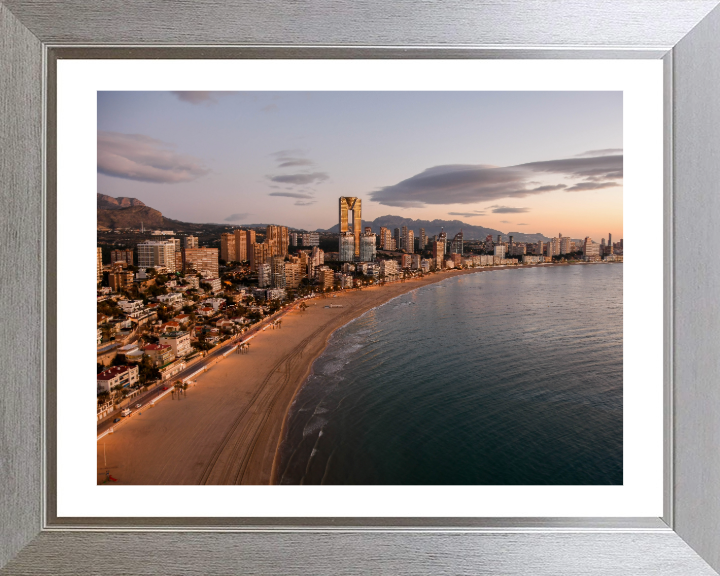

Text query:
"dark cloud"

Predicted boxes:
[[268, 192, 315, 199], [575, 148, 623, 157], [490, 206, 530, 214], [269, 172, 328, 186], [97, 131, 209, 184], [565, 181, 619, 191], [225, 213, 251, 222], [278, 159, 314, 168], [171, 91, 216, 104], [448, 211, 486, 217], [369, 154, 622, 207]]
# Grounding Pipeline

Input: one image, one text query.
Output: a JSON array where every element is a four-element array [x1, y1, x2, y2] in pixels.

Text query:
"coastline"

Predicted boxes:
[[97, 262, 610, 485]]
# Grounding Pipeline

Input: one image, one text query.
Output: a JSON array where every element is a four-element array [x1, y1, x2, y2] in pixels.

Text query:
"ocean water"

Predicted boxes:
[[276, 264, 623, 485]]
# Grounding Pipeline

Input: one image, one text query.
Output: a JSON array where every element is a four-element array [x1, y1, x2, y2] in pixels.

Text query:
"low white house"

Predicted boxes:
[[97, 365, 139, 394]]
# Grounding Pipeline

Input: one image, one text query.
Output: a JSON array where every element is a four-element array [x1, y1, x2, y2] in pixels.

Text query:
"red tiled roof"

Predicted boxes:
[[142, 344, 171, 351], [97, 365, 133, 380]]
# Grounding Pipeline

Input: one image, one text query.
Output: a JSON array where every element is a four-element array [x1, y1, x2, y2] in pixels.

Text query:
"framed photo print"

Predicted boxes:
[[2, 1, 720, 574]]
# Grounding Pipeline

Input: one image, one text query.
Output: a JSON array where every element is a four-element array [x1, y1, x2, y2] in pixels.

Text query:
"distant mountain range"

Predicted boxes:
[[319, 215, 551, 243], [97, 194, 553, 242]]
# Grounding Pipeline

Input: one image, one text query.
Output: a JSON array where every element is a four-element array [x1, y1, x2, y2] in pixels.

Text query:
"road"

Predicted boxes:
[[96, 299, 306, 437]]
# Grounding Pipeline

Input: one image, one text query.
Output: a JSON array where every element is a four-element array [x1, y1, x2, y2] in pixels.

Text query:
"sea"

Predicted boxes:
[[275, 264, 623, 485]]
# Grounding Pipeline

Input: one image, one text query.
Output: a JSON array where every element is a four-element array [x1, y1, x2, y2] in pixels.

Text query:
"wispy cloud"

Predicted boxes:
[[448, 211, 486, 218], [489, 206, 530, 214], [294, 200, 317, 206], [269, 172, 328, 186], [97, 131, 209, 184], [575, 148, 623, 157], [369, 153, 622, 207], [225, 212, 251, 222], [268, 192, 315, 199], [266, 149, 328, 199], [516, 223, 529, 226]]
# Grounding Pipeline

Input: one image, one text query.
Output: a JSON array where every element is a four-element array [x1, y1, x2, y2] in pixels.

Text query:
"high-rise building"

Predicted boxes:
[[403, 229, 414, 254], [220, 232, 236, 263], [258, 263, 272, 288], [138, 241, 176, 272], [109, 268, 134, 292], [182, 247, 219, 277], [437, 229, 447, 257], [301, 232, 319, 246], [317, 267, 335, 290], [608, 233, 612, 246], [339, 232, 356, 262], [250, 242, 275, 272], [449, 231, 463, 255], [233, 229, 248, 262], [339, 197, 362, 259], [497, 234, 502, 244], [401, 253, 412, 268], [97, 247, 103, 284], [379, 227, 393, 250], [184, 236, 198, 249], [246, 229, 256, 248], [583, 237, 600, 260], [110, 249, 134, 267], [420, 228, 427, 250], [560, 236, 572, 254], [359, 233, 377, 262], [290, 232, 298, 247], [284, 262, 302, 288], [536, 241, 544, 256], [393, 228, 401, 251], [494, 245, 506, 258], [266, 225, 289, 256], [270, 255, 286, 288]]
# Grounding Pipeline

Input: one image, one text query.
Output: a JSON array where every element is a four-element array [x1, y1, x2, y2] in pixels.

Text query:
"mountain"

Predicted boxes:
[[319, 215, 550, 243], [97, 193, 146, 210], [97, 205, 170, 230]]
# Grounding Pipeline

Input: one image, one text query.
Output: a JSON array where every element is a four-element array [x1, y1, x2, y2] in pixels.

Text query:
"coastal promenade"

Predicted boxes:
[[96, 264, 578, 485]]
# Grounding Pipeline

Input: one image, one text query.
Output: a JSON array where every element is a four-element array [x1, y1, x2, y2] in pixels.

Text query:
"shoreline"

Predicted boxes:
[[97, 262, 616, 485], [269, 261, 600, 484]]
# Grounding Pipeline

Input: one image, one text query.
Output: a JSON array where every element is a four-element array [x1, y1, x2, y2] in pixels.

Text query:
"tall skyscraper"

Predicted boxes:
[[246, 229, 256, 248], [437, 229, 447, 256], [560, 236, 571, 254], [266, 225, 289, 256], [182, 247, 219, 277], [339, 232, 356, 262], [379, 227, 393, 250], [270, 255, 286, 288], [360, 233, 377, 262], [608, 233, 612, 246], [420, 228, 427, 250], [233, 229, 248, 261], [138, 241, 176, 272], [537, 241, 544, 256], [184, 236, 198, 249], [258, 263, 272, 288], [497, 234, 502, 244], [403, 228, 414, 254], [393, 228, 401, 251], [220, 232, 236, 262], [583, 237, 600, 259], [339, 197, 362, 259], [250, 242, 274, 272], [97, 247, 102, 284], [110, 249, 134, 267]]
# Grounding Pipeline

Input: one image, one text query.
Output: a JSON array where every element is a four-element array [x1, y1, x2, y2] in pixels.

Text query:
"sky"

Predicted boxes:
[[97, 91, 623, 240]]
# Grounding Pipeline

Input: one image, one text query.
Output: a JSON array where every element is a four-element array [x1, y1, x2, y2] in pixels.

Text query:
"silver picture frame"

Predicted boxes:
[[2, 1, 719, 573]]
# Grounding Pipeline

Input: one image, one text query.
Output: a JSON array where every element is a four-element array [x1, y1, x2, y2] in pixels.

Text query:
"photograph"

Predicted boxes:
[[95, 90, 623, 486]]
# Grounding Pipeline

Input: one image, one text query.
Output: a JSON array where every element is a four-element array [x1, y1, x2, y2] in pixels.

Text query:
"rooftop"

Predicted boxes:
[[142, 344, 171, 351], [97, 365, 134, 380], [160, 331, 189, 338]]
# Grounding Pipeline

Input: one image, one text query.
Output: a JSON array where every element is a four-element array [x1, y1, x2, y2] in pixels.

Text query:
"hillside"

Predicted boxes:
[[320, 215, 550, 243], [97, 193, 146, 210]]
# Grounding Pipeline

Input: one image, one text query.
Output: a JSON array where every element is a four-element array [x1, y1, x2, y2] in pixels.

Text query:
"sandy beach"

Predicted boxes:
[[97, 264, 571, 485]]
